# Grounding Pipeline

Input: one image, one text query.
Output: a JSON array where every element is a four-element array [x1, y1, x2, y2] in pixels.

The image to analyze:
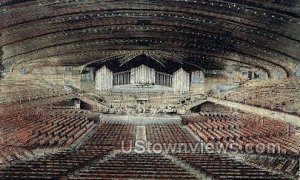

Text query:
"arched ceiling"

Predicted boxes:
[[0, 0, 299, 76]]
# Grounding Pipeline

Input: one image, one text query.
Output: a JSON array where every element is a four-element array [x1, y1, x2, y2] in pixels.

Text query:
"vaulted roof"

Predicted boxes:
[[0, 0, 299, 76]]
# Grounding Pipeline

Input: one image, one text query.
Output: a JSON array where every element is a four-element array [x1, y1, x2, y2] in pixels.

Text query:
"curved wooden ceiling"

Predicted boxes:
[[0, 0, 299, 75]]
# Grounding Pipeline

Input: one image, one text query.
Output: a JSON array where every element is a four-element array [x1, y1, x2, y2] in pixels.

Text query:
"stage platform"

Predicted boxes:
[[111, 84, 173, 93], [99, 114, 182, 125]]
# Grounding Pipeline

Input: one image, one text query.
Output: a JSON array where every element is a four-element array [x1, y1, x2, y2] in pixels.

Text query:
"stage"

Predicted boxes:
[[111, 84, 173, 93]]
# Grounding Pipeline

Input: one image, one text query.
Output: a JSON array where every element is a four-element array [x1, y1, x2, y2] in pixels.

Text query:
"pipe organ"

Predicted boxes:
[[130, 65, 155, 85], [155, 71, 172, 87], [113, 71, 131, 85], [95, 65, 193, 93], [173, 68, 190, 93], [191, 70, 205, 84], [95, 66, 113, 91]]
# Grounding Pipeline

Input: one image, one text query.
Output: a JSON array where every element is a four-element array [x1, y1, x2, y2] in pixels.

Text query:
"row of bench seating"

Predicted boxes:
[[1, 121, 296, 179], [144, 123, 291, 179], [185, 113, 299, 155], [85, 122, 136, 149], [0, 147, 112, 179], [0, 110, 41, 146], [146, 124, 196, 145], [0, 109, 97, 148], [0, 78, 70, 106], [0, 108, 97, 166], [0, 122, 136, 179], [68, 153, 197, 179], [244, 154, 299, 175], [213, 78, 300, 116], [0, 146, 33, 167], [28, 113, 96, 147], [173, 152, 289, 179]]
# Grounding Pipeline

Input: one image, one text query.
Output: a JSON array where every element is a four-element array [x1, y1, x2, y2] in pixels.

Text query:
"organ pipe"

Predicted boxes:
[[173, 68, 190, 93], [130, 65, 155, 84], [95, 66, 113, 91]]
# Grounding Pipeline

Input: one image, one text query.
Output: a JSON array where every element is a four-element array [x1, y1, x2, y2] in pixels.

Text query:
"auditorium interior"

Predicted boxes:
[[0, 0, 300, 179]]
